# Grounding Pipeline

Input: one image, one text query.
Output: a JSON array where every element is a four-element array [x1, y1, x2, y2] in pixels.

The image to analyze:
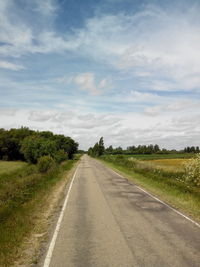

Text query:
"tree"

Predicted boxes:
[[53, 135, 78, 159], [87, 137, 105, 157], [105, 145, 113, 154], [21, 136, 57, 164], [98, 137, 105, 156], [0, 127, 33, 160]]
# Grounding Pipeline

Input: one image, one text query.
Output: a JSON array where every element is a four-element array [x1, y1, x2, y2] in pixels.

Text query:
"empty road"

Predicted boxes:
[[42, 155, 200, 267]]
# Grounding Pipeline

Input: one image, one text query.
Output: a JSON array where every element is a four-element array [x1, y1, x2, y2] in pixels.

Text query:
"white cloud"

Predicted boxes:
[[0, 2, 200, 150], [73, 73, 100, 95], [62, 73, 112, 95], [0, 108, 18, 116], [0, 61, 25, 71], [34, 0, 57, 16], [70, 5, 200, 92], [1, 1, 200, 94], [1, 107, 200, 150], [144, 100, 200, 116], [28, 110, 56, 122]]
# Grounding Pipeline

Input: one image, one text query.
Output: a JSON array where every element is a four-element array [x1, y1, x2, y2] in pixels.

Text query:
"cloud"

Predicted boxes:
[[1, 0, 200, 95], [144, 100, 200, 116], [73, 73, 100, 95], [58, 73, 112, 95], [0, 108, 18, 116], [0, 1, 74, 57], [68, 4, 200, 92], [0, 61, 25, 71], [1, 107, 200, 150], [34, 0, 57, 16], [1, 1, 200, 150], [28, 110, 56, 122]]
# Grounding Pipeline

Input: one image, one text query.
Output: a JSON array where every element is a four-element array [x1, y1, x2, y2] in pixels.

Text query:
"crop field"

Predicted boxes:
[[0, 160, 27, 174], [129, 158, 189, 172], [124, 153, 194, 160]]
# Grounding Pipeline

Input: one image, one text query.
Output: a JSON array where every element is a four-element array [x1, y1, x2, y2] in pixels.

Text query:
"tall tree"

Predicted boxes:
[[98, 137, 105, 156]]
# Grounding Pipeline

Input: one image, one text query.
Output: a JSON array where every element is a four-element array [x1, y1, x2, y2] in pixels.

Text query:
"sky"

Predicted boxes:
[[0, 0, 200, 150]]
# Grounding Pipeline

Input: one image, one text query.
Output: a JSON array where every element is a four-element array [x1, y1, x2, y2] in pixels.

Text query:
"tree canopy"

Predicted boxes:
[[0, 127, 78, 163], [88, 137, 105, 157]]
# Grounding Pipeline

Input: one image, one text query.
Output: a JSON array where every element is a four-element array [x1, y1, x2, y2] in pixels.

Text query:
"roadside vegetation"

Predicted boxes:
[[0, 127, 79, 266], [88, 138, 200, 222], [0, 127, 78, 163], [0, 161, 27, 174]]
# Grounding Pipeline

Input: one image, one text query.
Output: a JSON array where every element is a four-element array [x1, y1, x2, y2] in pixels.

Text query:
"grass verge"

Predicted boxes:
[[0, 156, 80, 267], [100, 156, 200, 223], [0, 161, 27, 174]]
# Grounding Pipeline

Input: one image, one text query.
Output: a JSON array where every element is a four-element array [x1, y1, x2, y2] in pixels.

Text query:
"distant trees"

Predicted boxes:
[[126, 144, 160, 154], [87, 140, 200, 157], [0, 127, 78, 163], [184, 146, 199, 153], [88, 137, 105, 157], [104, 144, 200, 155], [104, 144, 161, 155]]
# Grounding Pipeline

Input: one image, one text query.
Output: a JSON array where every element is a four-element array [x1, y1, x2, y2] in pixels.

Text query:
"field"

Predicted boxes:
[[0, 160, 27, 174], [129, 158, 188, 172], [124, 153, 194, 160]]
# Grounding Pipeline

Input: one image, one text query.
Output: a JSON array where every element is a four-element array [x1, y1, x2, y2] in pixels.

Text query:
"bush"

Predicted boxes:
[[37, 156, 55, 173], [21, 136, 57, 164], [55, 149, 68, 163], [184, 154, 200, 187]]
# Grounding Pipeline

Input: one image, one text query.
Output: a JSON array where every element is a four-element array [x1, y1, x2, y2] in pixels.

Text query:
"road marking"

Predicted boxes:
[[43, 167, 79, 267], [110, 168, 200, 228]]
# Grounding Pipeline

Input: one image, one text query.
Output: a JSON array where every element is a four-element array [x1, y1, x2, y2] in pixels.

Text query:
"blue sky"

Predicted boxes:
[[0, 0, 200, 149]]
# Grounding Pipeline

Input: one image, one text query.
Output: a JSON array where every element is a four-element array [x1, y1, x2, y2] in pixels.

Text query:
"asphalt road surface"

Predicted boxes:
[[43, 155, 200, 267]]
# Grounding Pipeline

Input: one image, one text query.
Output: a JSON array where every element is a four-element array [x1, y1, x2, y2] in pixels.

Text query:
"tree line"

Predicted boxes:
[[183, 146, 200, 153], [0, 127, 78, 164], [88, 138, 200, 156], [88, 137, 105, 157]]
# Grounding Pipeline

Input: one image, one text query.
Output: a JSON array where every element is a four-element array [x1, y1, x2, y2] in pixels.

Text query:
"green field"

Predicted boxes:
[[0, 160, 27, 174]]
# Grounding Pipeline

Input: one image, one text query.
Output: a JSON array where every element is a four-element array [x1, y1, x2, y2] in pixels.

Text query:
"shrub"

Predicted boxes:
[[55, 149, 68, 163], [21, 136, 57, 164], [37, 156, 55, 173], [183, 154, 200, 187]]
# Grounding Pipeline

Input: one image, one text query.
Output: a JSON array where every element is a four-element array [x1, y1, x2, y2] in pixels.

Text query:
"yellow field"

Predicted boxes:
[[141, 159, 188, 172], [0, 161, 27, 174], [129, 157, 190, 172]]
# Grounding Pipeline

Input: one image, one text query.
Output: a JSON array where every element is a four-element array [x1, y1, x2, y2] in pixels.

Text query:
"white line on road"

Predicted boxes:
[[110, 168, 200, 228], [43, 167, 79, 267]]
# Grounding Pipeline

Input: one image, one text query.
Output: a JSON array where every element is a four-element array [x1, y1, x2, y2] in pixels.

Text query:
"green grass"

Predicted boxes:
[[100, 155, 200, 223], [0, 157, 80, 267], [0, 161, 27, 174]]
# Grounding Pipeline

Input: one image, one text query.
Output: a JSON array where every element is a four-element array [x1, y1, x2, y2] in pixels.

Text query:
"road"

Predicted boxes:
[[42, 155, 200, 267]]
